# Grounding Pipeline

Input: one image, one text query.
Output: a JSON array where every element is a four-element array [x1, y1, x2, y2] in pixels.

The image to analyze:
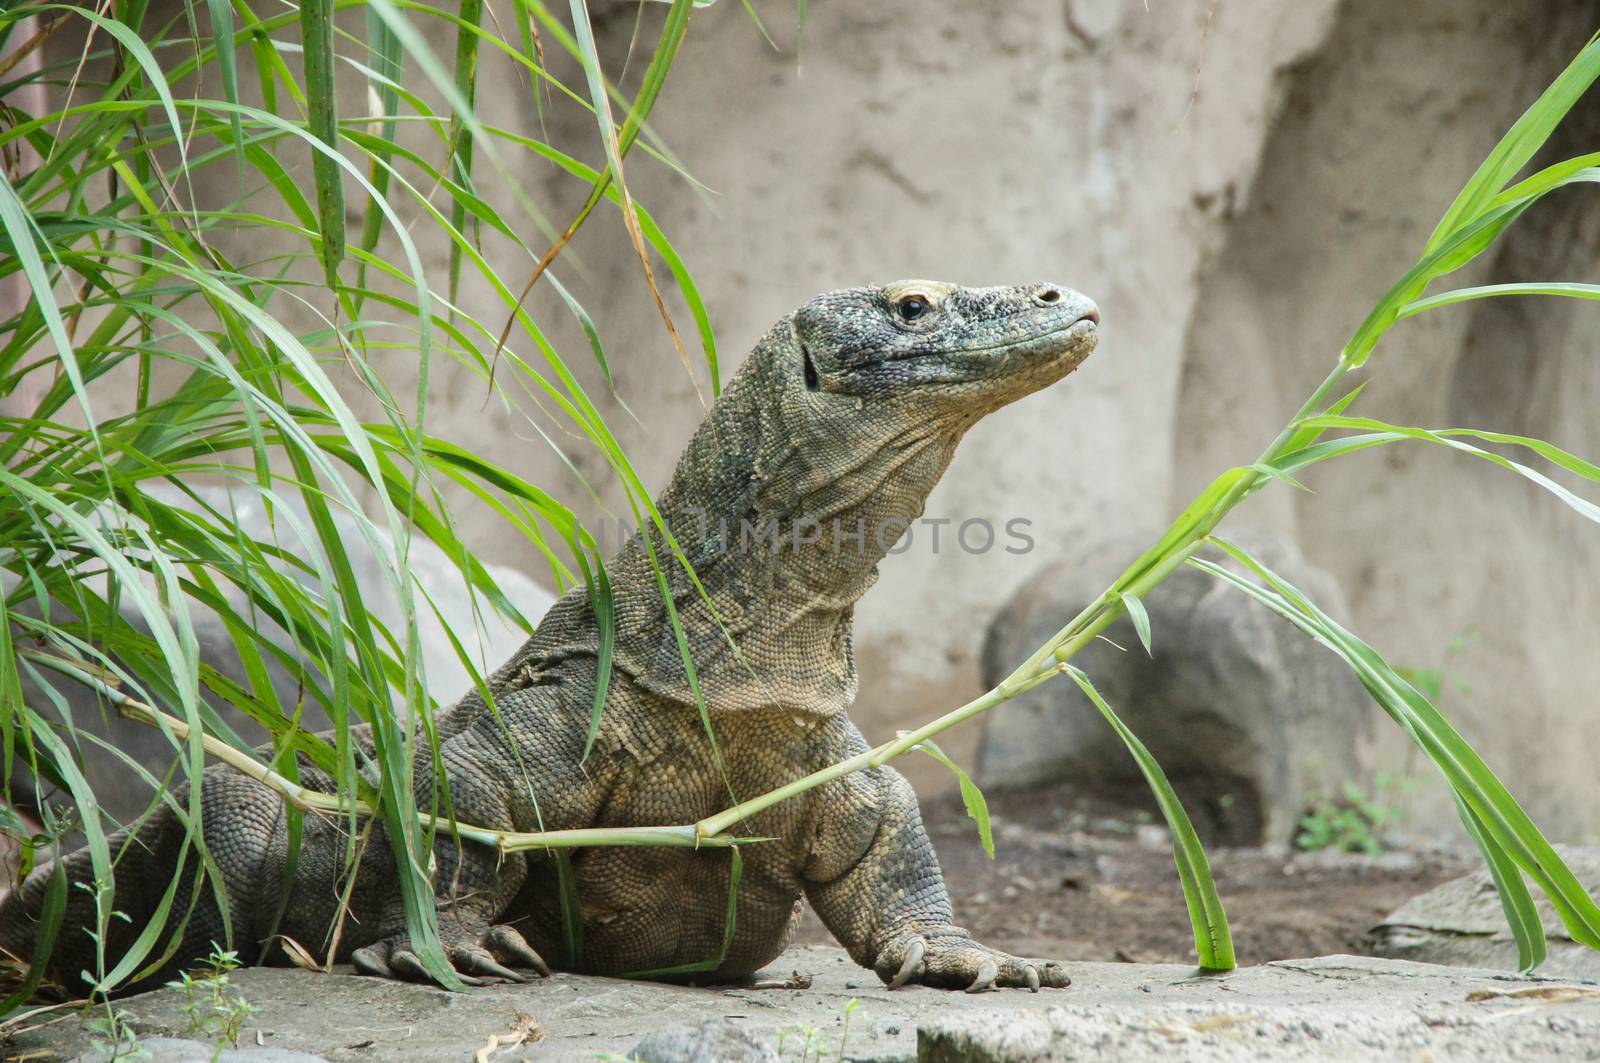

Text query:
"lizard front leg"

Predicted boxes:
[[349, 679, 596, 986], [347, 737, 549, 986], [802, 754, 1068, 993]]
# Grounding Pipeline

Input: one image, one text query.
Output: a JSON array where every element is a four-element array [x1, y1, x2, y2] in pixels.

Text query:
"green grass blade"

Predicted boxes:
[[1425, 33, 1600, 253], [446, 0, 483, 305], [736, 0, 778, 49], [355, 9, 403, 296], [1453, 791, 1547, 972], [553, 850, 584, 968], [298, 0, 345, 284], [564, 0, 696, 387], [0, 162, 93, 443], [1118, 591, 1153, 656], [578, 550, 615, 763], [1399, 281, 1600, 319], [478, 119, 718, 390], [914, 739, 994, 860], [203, 0, 244, 175], [1291, 415, 1600, 524], [1195, 538, 1600, 954], [1066, 666, 1234, 971], [1345, 161, 1600, 367], [0, 849, 64, 1011], [622, 847, 742, 979]]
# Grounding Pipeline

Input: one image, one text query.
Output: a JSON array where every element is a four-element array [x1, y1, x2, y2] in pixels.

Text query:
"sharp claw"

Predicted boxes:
[[488, 926, 551, 977], [965, 956, 999, 994], [1025, 964, 1040, 993], [389, 949, 429, 982], [351, 947, 392, 980], [888, 937, 927, 990], [457, 949, 528, 984], [391, 948, 485, 987]]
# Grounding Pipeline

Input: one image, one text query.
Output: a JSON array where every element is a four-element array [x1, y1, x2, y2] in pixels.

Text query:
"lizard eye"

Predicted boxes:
[[896, 295, 930, 322]]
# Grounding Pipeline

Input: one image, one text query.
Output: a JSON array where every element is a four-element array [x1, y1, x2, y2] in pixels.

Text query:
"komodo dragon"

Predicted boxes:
[[0, 280, 1099, 995]]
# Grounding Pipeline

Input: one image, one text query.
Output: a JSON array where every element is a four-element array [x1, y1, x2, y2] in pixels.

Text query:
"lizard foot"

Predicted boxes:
[[876, 929, 1068, 993], [352, 923, 551, 986]]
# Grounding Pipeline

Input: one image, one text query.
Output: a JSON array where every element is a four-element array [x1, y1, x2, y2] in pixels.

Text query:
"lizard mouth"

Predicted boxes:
[[937, 313, 1099, 373], [942, 313, 1098, 359], [849, 311, 1099, 370]]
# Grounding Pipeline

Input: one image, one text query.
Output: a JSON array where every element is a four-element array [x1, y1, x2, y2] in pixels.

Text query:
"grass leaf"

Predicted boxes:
[[298, 0, 345, 283], [1066, 666, 1234, 971], [1425, 34, 1600, 253], [914, 738, 994, 860], [1118, 591, 1153, 656], [622, 847, 742, 978], [1195, 537, 1600, 954]]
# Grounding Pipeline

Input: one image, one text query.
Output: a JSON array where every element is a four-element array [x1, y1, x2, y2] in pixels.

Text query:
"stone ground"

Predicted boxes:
[[6, 946, 1600, 1062]]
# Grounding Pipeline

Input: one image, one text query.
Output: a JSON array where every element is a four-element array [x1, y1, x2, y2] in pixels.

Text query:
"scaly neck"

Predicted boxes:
[[599, 332, 960, 715]]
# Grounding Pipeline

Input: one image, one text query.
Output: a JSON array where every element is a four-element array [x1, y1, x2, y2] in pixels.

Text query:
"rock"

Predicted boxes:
[[12, 484, 554, 823], [977, 529, 1373, 846], [77, 1037, 330, 1063], [628, 1019, 780, 1063], [1372, 846, 1600, 978], [918, 983, 1600, 1062]]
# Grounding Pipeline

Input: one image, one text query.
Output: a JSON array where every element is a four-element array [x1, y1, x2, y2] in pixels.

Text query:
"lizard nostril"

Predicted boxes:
[[1035, 287, 1062, 305]]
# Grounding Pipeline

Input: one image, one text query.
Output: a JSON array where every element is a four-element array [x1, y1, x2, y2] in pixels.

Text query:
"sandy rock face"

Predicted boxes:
[[976, 529, 1373, 847]]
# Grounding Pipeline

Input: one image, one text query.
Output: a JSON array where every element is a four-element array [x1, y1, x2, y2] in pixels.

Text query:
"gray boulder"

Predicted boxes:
[[977, 529, 1373, 846], [628, 1019, 779, 1063], [1372, 846, 1600, 978]]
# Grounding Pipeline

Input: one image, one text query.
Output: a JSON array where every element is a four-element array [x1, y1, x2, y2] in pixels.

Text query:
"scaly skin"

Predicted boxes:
[[0, 280, 1098, 995]]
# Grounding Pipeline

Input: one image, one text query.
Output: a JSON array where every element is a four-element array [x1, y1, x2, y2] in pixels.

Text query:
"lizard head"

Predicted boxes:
[[539, 280, 1101, 717], [788, 279, 1099, 426]]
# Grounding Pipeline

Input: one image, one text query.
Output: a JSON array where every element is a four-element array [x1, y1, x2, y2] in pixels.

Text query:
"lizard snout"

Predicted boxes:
[[1027, 284, 1099, 326]]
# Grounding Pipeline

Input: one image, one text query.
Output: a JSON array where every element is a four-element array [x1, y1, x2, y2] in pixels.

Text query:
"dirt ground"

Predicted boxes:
[[795, 778, 1474, 967]]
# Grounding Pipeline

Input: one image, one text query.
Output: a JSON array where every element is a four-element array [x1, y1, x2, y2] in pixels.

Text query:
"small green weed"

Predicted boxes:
[[1296, 773, 1415, 855], [166, 947, 255, 1059], [1395, 628, 1476, 703], [83, 1002, 148, 1062], [776, 995, 860, 1063]]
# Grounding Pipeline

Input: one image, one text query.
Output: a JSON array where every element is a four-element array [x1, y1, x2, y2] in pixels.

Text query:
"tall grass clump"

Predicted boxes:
[[0, 0, 718, 997]]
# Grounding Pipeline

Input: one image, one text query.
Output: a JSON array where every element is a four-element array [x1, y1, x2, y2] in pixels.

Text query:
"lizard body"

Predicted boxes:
[[0, 280, 1098, 994]]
